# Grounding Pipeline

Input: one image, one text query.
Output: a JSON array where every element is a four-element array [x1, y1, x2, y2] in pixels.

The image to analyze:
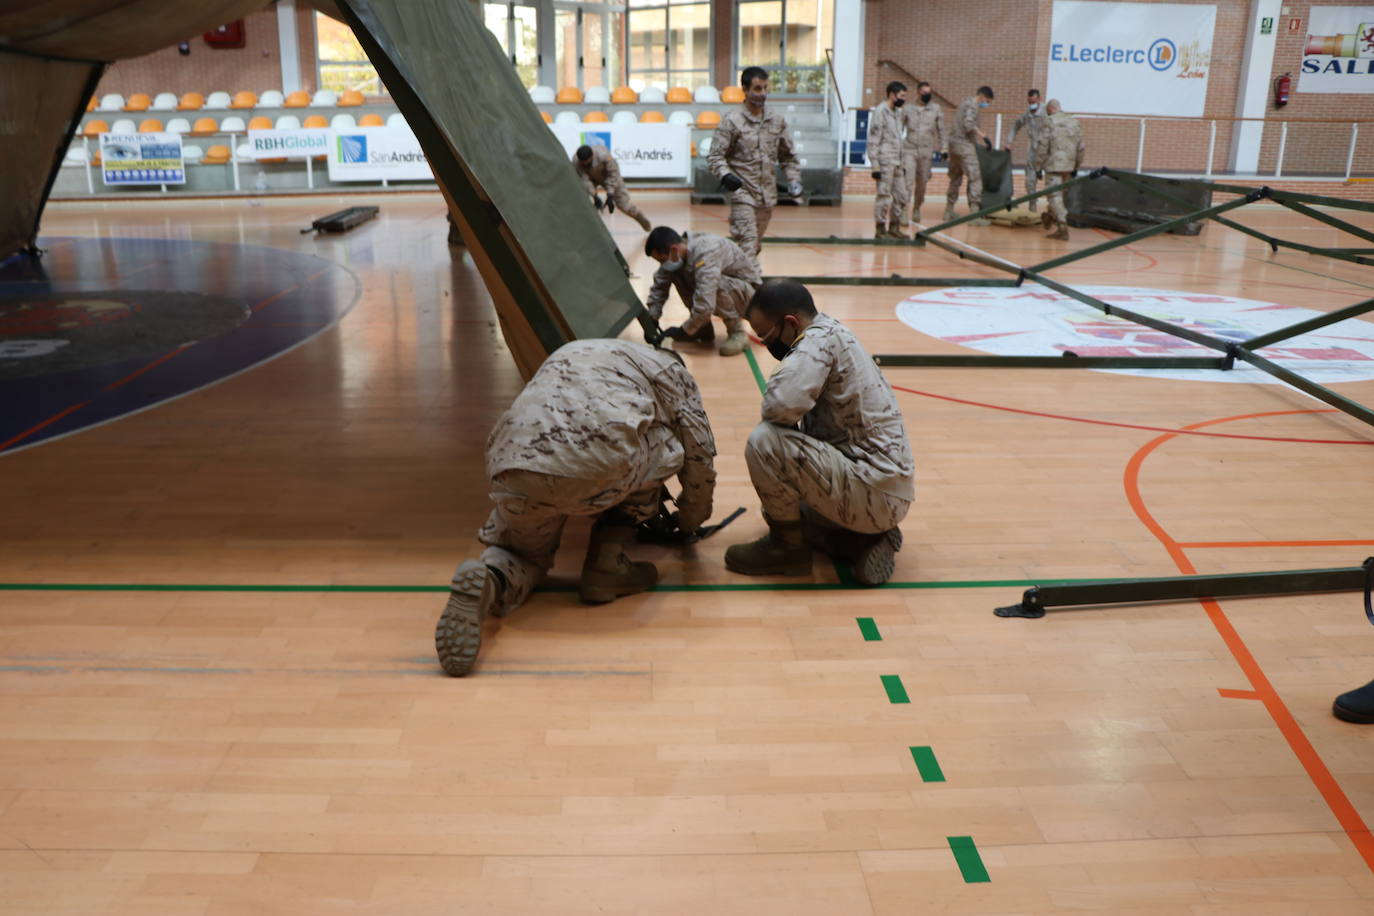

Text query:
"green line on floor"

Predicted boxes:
[[744, 345, 769, 394], [881, 674, 909, 703], [947, 836, 991, 883], [857, 617, 882, 641], [910, 746, 945, 782]]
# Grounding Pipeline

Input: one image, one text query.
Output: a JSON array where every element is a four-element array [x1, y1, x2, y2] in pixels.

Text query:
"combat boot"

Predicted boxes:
[[435, 559, 500, 677], [579, 519, 658, 604], [1040, 211, 1054, 229], [853, 528, 904, 587], [886, 226, 909, 240], [942, 205, 956, 223], [969, 217, 990, 227], [875, 222, 888, 239], [1046, 224, 1069, 241], [687, 322, 715, 343], [718, 330, 749, 357], [724, 515, 812, 577], [1333, 679, 1374, 723]]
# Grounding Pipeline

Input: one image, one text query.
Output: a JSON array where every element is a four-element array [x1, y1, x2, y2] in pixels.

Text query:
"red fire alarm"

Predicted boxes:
[[204, 21, 245, 49], [1288, 17, 1302, 33]]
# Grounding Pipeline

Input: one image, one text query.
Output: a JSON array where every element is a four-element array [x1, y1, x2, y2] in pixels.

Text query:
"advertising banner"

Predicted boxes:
[[325, 126, 433, 181], [1298, 7, 1374, 93], [1047, 1, 1217, 116], [245, 128, 332, 160], [549, 124, 691, 180], [99, 132, 185, 185]]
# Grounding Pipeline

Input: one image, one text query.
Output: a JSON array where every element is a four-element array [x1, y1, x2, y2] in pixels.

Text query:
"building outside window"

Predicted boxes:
[[315, 12, 384, 95], [628, 0, 711, 92], [737, 0, 832, 94]]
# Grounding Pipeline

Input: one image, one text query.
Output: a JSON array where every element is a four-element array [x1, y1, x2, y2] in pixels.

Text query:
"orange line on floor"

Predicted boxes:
[[1218, 688, 1262, 700], [0, 401, 91, 453], [1124, 409, 1374, 873], [1180, 539, 1374, 549], [102, 344, 192, 392]]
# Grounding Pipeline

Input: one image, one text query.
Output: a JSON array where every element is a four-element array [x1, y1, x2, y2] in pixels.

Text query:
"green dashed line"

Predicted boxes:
[[880, 674, 909, 703], [743, 345, 769, 394], [947, 836, 991, 883], [910, 746, 946, 782], [856, 617, 882, 641]]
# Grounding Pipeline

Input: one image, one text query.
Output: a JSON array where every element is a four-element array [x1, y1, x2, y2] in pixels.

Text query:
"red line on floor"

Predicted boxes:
[[1124, 410, 1374, 873], [102, 344, 192, 392], [0, 402, 91, 453]]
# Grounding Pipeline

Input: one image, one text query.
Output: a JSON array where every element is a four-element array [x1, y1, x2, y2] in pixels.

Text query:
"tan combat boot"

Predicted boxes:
[[1041, 211, 1054, 229], [718, 330, 749, 357], [724, 515, 812, 577], [1046, 224, 1069, 241], [579, 519, 658, 604], [853, 528, 904, 587], [942, 205, 957, 223], [435, 559, 500, 677], [875, 222, 888, 239]]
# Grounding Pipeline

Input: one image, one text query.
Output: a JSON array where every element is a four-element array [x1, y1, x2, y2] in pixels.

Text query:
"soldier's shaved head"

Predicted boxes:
[[575, 145, 593, 162], [747, 278, 817, 322], [1046, 99, 1062, 114]]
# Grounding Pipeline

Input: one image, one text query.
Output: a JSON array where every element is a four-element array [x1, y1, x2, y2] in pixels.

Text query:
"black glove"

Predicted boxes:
[[661, 325, 691, 341], [606, 197, 615, 214], [1037, 170, 1044, 180], [934, 151, 947, 164], [982, 137, 992, 150], [1071, 169, 1078, 178], [871, 170, 882, 181], [593, 195, 604, 210], [721, 173, 743, 192]]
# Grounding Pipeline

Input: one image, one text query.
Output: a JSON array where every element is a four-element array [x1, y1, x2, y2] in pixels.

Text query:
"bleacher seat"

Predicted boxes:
[[302, 115, 328, 128], [203, 144, 231, 164], [358, 113, 385, 127], [540, 111, 553, 124], [218, 116, 246, 133], [274, 115, 302, 130], [165, 117, 191, 134], [248, 116, 273, 131], [584, 86, 610, 104], [639, 87, 666, 104], [177, 92, 205, 110], [182, 144, 205, 163], [236, 144, 255, 162], [86, 96, 97, 112], [338, 89, 365, 107], [611, 110, 636, 125], [230, 91, 257, 110], [259, 90, 284, 108], [90, 151, 101, 167], [151, 92, 177, 111], [693, 86, 720, 103], [190, 117, 218, 136], [311, 90, 338, 107], [138, 118, 164, 133], [584, 111, 609, 123], [666, 87, 692, 104], [611, 86, 637, 104], [721, 86, 745, 104], [640, 111, 666, 123], [330, 113, 357, 130], [124, 93, 151, 111], [83, 119, 109, 137], [386, 113, 407, 128], [555, 86, 583, 104], [205, 91, 232, 110], [529, 85, 555, 104], [553, 110, 580, 125], [667, 110, 693, 126], [695, 110, 721, 128], [697, 138, 712, 156], [97, 93, 124, 112], [284, 91, 310, 108], [65, 146, 89, 165], [109, 118, 137, 134]]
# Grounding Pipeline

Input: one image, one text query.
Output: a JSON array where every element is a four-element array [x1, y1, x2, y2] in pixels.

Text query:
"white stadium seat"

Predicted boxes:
[[165, 117, 191, 134], [639, 87, 666, 104], [204, 91, 232, 110], [697, 138, 712, 156], [528, 85, 555, 104], [181, 144, 205, 163], [273, 115, 301, 130], [553, 110, 580, 125], [330, 113, 357, 130], [584, 86, 611, 104], [109, 118, 137, 133], [97, 93, 125, 111], [311, 90, 338, 107], [668, 110, 694, 126], [386, 112, 407, 128], [611, 110, 636, 125], [218, 116, 246, 133], [150, 92, 178, 111], [65, 146, 89, 165], [258, 90, 285, 108], [236, 144, 256, 162], [693, 85, 720, 103]]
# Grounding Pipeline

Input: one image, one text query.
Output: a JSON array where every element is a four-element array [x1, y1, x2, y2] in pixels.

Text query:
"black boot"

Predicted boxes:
[[1333, 679, 1374, 723]]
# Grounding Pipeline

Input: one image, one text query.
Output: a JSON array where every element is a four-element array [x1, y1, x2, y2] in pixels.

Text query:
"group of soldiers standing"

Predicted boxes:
[[870, 82, 1085, 241]]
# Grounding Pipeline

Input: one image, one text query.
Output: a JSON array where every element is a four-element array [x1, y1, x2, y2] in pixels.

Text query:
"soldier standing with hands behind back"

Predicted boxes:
[[709, 66, 803, 259], [868, 81, 909, 239]]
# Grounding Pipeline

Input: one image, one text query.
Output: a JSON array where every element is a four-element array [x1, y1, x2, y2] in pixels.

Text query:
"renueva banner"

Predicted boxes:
[[325, 126, 433, 181], [1299, 7, 1374, 93], [1046, 1, 1217, 117], [99, 132, 185, 185], [549, 124, 691, 180]]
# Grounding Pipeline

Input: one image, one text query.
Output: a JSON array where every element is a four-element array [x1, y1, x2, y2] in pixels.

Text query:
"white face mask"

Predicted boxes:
[[1029, 102, 1040, 112], [661, 259, 683, 272]]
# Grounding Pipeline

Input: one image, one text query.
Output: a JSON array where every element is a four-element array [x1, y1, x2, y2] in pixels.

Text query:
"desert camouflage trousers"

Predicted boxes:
[[945, 141, 983, 212], [1044, 171, 1070, 225], [743, 423, 911, 534], [901, 149, 935, 217], [604, 181, 652, 230], [728, 202, 773, 259], [469, 469, 661, 614], [874, 163, 910, 231]]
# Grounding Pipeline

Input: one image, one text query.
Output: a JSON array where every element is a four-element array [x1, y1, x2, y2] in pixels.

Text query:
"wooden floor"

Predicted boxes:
[[3, 190, 1374, 914]]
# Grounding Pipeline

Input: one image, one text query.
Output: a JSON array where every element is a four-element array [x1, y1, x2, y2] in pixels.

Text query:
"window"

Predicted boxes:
[[737, 0, 832, 94], [628, 0, 712, 92], [315, 13, 384, 96]]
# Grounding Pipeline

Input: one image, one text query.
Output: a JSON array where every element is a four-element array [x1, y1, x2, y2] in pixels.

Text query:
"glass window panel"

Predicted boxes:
[[316, 13, 369, 64], [483, 3, 511, 58], [783, 0, 832, 68], [737, 1, 782, 68], [512, 4, 539, 88], [629, 71, 669, 92], [668, 3, 709, 73], [608, 11, 624, 88], [555, 8, 578, 88], [629, 8, 667, 70], [583, 11, 605, 88], [319, 63, 383, 95]]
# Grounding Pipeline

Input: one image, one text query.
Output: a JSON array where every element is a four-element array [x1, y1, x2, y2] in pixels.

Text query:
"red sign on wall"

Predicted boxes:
[[1288, 17, 1302, 33]]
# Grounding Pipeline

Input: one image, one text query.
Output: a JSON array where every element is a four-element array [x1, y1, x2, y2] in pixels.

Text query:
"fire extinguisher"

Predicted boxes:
[[1274, 72, 1291, 108]]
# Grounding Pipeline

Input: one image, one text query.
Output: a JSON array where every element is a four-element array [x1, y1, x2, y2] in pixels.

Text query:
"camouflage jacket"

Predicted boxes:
[[901, 101, 945, 154], [486, 340, 716, 515], [866, 102, 905, 169], [708, 106, 802, 207], [949, 96, 983, 149], [573, 145, 624, 195], [1036, 111, 1085, 173], [645, 231, 761, 334], [1008, 107, 1046, 162], [762, 313, 915, 498]]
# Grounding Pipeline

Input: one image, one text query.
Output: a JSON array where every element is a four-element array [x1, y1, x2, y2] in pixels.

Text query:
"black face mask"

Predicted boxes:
[[893, 98, 905, 108], [919, 92, 932, 104], [765, 321, 795, 360]]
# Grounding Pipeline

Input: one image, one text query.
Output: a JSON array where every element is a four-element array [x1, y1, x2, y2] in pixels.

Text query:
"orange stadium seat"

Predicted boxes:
[[247, 116, 273, 131], [85, 96, 97, 112], [721, 86, 745, 104], [302, 115, 329, 128], [177, 92, 205, 110], [283, 90, 311, 108], [695, 110, 721, 128], [202, 144, 232, 165], [666, 87, 692, 103], [584, 111, 609, 122], [640, 110, 666, 123], [229, 91, 258, 109], [338, 89, 365, 107], [137, 118, 164, 132], [82, 119, 109, 137], [123, 93, 151, 111], [555, 86, 583, 104], [540, 111, 552, 123], [611, 86, 638, 104], [357, 113, 385, 126], [190, 117, 218, 136]]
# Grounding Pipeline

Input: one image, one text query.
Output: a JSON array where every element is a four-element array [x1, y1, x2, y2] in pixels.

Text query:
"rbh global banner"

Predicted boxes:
[[1299, 7, 1374, 93], [1047, 1, 1216, 117]]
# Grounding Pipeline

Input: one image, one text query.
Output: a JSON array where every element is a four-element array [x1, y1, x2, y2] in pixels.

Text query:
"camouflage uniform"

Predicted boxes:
[[1006, 106, 1046, 207], [946, 96, 985, 214], [574, 145, 652, 231], [1035, 110, 1086, 228], [867, 101, 908, 234], [645, 231, 761, 337], [475, 340, 716, 612], [708, 106, 802, 258], [747, 313, 914, 532], [901, 100, 945, 219]]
